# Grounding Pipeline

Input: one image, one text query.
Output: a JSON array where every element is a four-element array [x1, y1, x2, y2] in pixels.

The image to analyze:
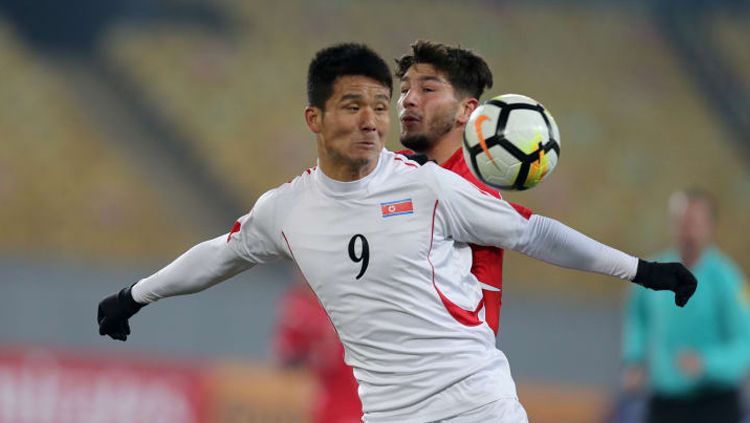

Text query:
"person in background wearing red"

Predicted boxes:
[[273, 273, 362, 423]]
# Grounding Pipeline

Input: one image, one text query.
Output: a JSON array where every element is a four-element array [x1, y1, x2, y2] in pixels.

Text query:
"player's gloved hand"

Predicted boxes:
[[97, 286, 145, 341], [632, 260, 698, 307]]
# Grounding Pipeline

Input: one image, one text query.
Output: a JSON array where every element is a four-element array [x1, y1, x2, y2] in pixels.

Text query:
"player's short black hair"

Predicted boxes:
[[395, 40, 493, 99], [307, 43, 393, 109]]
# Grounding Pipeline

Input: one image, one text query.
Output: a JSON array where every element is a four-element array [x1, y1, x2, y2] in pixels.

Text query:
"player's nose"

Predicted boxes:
[[359, 107, 377, 131], [400, 89, 418, 108]]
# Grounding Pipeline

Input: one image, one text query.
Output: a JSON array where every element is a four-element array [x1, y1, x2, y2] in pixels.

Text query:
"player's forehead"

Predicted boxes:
[[400, 63, 450, 86], [330, 75, 391, 102]]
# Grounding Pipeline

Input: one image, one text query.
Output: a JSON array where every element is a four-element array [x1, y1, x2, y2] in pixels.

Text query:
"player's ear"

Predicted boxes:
[[305, 106, 323, 133], [457, 98, 479, 125]]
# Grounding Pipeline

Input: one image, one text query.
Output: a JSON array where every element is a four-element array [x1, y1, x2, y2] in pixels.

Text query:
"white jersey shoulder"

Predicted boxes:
[[228, 164, 322, 264]]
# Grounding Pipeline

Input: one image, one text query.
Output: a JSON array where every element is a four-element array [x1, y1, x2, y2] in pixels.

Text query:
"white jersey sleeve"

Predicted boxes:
[[425, 163, 528, 249], [424, 164, 638, 280], [228, 189, 288, 264], [131, 188, 287, 304], [515, 214, 638, 280]]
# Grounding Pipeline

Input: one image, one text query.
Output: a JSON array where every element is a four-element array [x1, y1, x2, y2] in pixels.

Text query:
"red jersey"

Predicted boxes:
[[401, 148, 532, 334], [274, 282, 362, 423]]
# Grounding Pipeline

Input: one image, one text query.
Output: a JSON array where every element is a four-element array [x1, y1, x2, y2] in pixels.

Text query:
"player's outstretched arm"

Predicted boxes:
[[97, 234, 255, 341], [96, 186, 289, 341], [514, 215, 698, 307], [423, 164, 697, 306], [423, 164, 698, 307]]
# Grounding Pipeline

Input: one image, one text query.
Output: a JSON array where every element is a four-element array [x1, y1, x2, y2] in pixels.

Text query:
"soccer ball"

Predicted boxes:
[[463, 94, 561, 190]]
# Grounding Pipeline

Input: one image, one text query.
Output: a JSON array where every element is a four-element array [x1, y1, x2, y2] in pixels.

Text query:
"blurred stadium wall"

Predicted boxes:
[[0, 0, 748, 421]]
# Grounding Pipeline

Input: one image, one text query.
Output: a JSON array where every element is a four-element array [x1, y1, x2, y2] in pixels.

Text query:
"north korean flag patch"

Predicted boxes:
[[381, 198, 414, 218]]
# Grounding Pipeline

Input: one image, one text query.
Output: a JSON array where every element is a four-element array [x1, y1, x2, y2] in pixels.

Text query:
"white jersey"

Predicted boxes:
[[132, 149, 638, 422], [235, 150, 525, 421]]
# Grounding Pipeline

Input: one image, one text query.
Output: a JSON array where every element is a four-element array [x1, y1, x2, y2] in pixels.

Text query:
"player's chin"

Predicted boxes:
[[347, 148, 379, 167], [400, 134, 431, 152]]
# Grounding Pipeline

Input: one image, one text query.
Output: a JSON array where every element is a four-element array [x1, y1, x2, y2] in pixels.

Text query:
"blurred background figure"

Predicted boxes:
[[273, 273, 362, 423], [622, 188, 750, 423]]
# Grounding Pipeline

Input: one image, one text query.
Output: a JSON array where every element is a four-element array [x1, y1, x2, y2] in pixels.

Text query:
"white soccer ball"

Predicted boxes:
[[463, 94, 561, 190]]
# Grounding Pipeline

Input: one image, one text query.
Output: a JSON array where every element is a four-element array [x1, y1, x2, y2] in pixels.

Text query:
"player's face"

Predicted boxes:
[[307, 76, 390, 180], [398, 63, 461, 152]]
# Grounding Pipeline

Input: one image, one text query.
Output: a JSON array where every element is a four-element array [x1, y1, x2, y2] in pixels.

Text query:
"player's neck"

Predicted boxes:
[[425, 131, 462, 165], [318, 157, 378, 182]]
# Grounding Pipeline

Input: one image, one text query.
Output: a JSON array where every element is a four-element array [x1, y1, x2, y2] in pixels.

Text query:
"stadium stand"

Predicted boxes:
[[0, 18, 197, 260], [709, 9, 750, 93]]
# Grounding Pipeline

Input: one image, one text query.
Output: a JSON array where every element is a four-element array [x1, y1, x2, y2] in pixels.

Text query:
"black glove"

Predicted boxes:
[[97, 286, 145, 341], [632, 259, 698, 307]]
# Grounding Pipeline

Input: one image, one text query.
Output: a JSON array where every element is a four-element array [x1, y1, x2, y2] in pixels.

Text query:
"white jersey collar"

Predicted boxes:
[[314, 150, 386, 197]]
